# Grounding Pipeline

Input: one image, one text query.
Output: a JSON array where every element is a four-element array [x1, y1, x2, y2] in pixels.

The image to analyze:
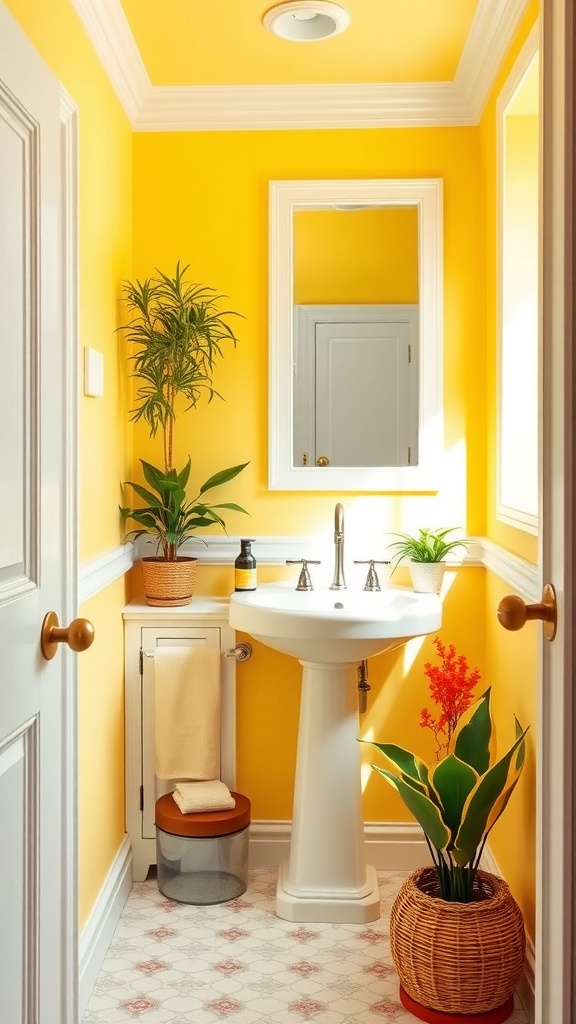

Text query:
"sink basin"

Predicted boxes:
[[229, 581, 441, 924], [229, 582, 441, 662]]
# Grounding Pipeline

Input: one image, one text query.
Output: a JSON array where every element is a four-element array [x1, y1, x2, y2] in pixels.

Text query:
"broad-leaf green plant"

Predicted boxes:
[[120, 458, 249, 561], [387, 526, 468, 566], [364, 688, 528, 902]]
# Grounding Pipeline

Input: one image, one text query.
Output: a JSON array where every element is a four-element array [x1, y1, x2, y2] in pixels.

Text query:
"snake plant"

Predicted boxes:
[[365, 688, 528, 902]]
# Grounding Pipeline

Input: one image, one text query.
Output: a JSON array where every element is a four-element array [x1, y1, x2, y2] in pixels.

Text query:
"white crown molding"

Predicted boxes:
[[70, 0, 531, 131], [70, 0, 149, 123], [135, 81, 473, 132], [454, 0, 530, 121]]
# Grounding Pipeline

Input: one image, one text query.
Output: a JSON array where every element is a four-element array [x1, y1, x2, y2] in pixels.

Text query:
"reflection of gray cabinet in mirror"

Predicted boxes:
[[268, 178, 444, 492], [294, 304, 418, 468]]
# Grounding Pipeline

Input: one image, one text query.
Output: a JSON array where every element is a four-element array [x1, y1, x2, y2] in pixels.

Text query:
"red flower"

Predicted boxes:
[[420, 636, 480, 758]]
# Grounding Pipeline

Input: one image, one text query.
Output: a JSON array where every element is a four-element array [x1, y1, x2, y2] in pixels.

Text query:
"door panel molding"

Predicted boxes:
[[0, 79, 40, 601]]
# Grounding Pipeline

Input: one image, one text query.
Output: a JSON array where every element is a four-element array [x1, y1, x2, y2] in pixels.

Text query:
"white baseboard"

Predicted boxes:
[[481, 845, 535, 1023], [79, 836, 133, 1019], [249, 819, 430, 870]]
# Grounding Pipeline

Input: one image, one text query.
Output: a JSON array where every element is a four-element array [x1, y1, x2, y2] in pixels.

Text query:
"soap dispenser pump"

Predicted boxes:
[[234, 539, 257, 592]]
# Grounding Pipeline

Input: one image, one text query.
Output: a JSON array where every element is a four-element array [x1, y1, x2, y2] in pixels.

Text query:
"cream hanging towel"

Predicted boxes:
[[154, 645, 221, 780]]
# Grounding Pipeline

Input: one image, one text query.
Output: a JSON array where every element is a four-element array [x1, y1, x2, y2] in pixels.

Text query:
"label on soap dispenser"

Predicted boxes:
[[234, 568, 257, 591]]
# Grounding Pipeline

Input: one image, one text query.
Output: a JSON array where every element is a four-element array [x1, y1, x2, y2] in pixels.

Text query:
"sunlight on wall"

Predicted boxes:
[[498, 73, 539, 524]]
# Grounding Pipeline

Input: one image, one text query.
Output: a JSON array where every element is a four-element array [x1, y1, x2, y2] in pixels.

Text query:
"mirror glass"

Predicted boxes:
[[268, 179, 444, 491]]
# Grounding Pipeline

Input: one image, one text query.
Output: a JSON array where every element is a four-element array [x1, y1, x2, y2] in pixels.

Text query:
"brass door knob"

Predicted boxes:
[[41, 611, 95, 661], [316, 455, 330, 466], [497, 583, 557, 641]]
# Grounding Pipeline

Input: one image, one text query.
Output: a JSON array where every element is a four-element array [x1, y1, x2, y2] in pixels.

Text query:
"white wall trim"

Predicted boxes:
[[79, 836, 132, 1020], [475, 537, 539, 601], [481, 844, 535, 1022], [83, 534, 537, 600], [70, 0, 530, 131], [79, 543, 134, 604]]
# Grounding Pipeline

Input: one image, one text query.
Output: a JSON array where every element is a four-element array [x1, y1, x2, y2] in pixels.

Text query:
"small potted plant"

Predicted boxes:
[[387, 526, 468, 593], [119, 261, 249, 606], [364, 638, 528, 1020]]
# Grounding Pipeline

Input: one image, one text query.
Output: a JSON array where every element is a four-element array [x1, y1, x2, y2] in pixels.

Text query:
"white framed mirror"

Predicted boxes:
[[268, 178, 444, 491]]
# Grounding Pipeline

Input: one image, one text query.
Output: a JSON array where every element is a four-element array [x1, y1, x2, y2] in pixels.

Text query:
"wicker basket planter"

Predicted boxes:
[[140, 556, 198, 607], [389, 867, 525, 1020]]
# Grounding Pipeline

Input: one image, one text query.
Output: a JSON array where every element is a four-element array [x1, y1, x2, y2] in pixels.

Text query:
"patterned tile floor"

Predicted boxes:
[[83, 867, 529, 1023]]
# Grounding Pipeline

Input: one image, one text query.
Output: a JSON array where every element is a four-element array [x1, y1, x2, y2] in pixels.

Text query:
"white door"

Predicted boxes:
[[314, 321, 416, 466], [0, 6, 79, 1022], [534, 1, 575, 1019]]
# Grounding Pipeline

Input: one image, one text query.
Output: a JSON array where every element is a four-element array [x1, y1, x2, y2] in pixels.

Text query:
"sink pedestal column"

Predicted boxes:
[[276, 660, 380, 923]]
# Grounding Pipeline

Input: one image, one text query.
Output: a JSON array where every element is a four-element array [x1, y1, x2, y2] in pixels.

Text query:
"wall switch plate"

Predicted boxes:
[[84, 347, 104, 397]]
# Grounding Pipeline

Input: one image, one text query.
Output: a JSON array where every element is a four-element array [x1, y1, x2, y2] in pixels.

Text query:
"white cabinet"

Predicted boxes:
[[123, 600, 237, 881]]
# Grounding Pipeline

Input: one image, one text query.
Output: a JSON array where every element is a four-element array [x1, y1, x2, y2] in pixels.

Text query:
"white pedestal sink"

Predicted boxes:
[[229, 582, 441, 923]]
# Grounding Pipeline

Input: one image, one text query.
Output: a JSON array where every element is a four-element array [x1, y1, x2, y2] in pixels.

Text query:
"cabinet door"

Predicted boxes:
[[141, 626, 228, 840]]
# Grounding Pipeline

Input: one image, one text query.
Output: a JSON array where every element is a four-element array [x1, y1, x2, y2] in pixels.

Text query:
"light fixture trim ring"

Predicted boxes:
[[263, 1, 350, 42]]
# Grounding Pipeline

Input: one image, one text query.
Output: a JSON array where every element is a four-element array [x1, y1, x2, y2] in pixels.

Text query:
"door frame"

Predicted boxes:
[[537, 0, 575, 1020], [58, 86, 80, 1023]]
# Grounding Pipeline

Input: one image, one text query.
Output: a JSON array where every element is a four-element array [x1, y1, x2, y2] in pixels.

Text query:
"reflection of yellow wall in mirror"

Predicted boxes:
[[293, 208, 419, 304]]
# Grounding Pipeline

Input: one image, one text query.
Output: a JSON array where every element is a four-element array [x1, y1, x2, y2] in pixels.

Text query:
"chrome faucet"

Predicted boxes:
[[330, 502, 347, 590]]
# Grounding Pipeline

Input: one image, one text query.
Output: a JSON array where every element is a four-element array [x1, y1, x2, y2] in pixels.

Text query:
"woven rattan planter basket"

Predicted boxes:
[[140, 556, 198, 607], [390, 867, 526, 1016]]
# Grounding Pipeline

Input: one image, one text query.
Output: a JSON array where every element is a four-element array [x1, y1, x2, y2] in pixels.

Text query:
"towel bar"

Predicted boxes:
[[144, 642, 252, 662]]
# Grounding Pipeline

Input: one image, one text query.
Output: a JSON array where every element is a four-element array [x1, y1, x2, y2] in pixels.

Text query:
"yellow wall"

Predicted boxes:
[[479, 0, 539, 940], [484, 574, 537, 939], [131, 126, 487, 828], [78, 579, 130, 924], [294, 207, 419, 304], [4, 0, 133, 928], [132, 127, 486, 539]]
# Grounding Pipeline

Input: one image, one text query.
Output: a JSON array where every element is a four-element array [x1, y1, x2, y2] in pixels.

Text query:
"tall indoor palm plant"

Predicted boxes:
[[119, 262, 249, 604], [121, 260, 242, 474]]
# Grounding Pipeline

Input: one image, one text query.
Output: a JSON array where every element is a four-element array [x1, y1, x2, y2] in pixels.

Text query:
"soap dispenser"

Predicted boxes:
[[234, 539, 257, 592]]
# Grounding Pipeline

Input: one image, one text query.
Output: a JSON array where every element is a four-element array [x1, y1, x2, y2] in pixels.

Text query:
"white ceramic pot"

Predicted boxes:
[[409, 561, 445, 594]]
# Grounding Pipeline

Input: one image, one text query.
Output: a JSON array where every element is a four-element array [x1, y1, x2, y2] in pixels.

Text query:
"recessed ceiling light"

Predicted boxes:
[[263, 2, 350, 42]]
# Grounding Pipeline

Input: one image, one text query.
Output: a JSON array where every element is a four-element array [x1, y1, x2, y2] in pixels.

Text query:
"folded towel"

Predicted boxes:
[[154, 645, 221, 780], [172, 780, 236, 814]]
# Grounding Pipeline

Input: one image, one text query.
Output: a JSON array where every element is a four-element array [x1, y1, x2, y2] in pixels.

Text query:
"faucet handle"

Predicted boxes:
[[286, 559, 321, 592], [353, 559, 390, 592]]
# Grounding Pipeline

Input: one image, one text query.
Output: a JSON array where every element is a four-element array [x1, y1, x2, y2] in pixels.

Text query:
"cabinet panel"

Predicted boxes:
[[141, 627, 224, 839], [124, 606, 236, 881]]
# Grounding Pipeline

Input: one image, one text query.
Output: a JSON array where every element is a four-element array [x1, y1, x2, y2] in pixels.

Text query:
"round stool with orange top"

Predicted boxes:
[[155, 791, 251, 905]]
